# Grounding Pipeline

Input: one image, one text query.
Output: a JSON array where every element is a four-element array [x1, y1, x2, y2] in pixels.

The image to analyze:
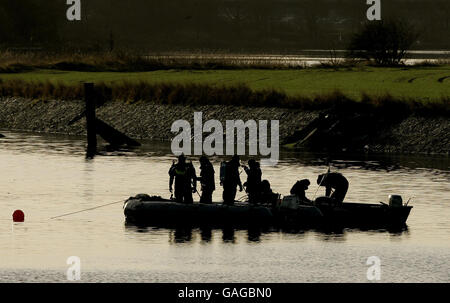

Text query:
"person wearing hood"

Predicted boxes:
[[290, 179, 312, 204]]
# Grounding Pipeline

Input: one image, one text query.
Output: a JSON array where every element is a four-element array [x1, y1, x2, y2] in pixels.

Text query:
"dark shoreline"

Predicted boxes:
[[0, 97, 448, 155]]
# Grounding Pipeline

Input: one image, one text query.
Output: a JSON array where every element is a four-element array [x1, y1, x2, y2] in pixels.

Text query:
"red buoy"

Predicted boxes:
[[13, 210, 25, 222]]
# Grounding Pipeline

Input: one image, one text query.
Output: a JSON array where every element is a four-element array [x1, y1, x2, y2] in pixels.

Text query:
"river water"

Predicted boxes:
[[0, 130, 449, 282], [147, 51, 450, 67]]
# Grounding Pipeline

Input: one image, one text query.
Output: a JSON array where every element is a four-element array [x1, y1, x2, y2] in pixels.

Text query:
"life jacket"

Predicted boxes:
[[169, 163, 187, 177]]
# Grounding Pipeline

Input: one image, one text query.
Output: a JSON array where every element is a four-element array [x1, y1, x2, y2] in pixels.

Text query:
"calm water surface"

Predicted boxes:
[[0, 130, 449, 282]]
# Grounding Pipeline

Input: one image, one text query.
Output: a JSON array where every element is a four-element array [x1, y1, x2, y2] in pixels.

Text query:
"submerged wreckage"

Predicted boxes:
[[123, 194, 413, 228]]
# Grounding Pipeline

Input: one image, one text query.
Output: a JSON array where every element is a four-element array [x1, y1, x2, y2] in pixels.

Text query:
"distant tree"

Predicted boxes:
[[347, 20, 419, 66]]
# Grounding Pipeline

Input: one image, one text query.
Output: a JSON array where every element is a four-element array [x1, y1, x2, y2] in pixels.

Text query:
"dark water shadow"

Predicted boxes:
[[124, 222, 409, 244]]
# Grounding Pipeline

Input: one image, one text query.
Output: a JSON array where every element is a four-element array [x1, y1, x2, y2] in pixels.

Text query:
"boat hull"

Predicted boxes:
[[316, 202, 412, 227], [124, 197, 273, 227], [123, 194, 413, 228]]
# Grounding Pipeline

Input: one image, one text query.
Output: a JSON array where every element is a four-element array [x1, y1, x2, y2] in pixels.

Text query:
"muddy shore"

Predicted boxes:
[[0, 97, 449, 155]]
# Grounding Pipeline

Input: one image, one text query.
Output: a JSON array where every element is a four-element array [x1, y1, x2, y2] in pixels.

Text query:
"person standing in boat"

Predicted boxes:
[[316, 172, 349, 204], [290, 179, 312, 204], [197, 156, 215, 204], [221, 155, 243, 206], [243, 159, 262, 204], [169, 154, 197, 204]]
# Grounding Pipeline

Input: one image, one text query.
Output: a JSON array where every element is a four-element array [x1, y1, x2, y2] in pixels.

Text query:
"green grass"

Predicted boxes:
[[1, 66, 449, 102]]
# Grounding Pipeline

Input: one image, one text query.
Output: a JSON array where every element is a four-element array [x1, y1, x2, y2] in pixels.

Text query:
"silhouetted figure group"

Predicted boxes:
[[169, 154, 349, 206], [290, 172, 349, 205], [169, 154, 280, 206], [170, 154, 219, 204], [242, 158, 278, 207]]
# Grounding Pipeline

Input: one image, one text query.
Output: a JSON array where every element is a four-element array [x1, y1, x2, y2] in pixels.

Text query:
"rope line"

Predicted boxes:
[[312, 166, 331, 201], [49, 199, 125, 220]]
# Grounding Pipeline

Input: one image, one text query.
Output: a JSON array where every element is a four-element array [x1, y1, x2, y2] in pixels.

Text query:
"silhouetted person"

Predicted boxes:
[[221, 155, 243, 205], [243, 159, 262, 204], [317, 172, 349, 204], [260, 179, 278, 207], [290, 179, 312, 204], [169, 154, 197, 204], [197, 156, 215, 204]]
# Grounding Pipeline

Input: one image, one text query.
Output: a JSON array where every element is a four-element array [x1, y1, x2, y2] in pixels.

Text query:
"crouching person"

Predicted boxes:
[[260, 179, 279, 208], [290, 179, 312, 204], [317, 172, 348, 204]]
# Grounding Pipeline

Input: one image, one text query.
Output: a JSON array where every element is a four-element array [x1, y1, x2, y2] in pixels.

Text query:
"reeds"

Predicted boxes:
[[0, 50, 309, 73], [1, 50, 448, 73]]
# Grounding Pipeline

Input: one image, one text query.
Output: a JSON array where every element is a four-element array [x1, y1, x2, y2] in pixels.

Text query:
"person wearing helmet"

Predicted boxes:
[[169, 154, 197, 204]]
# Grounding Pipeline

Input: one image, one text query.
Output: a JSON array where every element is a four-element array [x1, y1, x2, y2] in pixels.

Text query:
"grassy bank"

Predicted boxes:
[[0, 78, 448, 116], [0, 51, 449, 114], [0, 66, 448, 101]]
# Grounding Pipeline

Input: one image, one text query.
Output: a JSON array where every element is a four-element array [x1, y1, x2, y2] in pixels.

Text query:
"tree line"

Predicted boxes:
[[0, 0, 449, 52]]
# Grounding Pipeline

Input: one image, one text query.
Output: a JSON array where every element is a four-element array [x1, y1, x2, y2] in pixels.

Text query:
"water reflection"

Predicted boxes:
[[2, 130, 448, 173], [124, 224, 410, 244], [200, 227, 212, 243], [172, 228, 193, 243], [247, 228, 262, 243], [1, 130, 448, 282]]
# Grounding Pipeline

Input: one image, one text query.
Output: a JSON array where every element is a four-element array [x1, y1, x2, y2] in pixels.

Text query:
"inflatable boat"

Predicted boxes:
[[123, 194, 412, 228], [123, 194, 274, 227], [279, 195, 413, 227]]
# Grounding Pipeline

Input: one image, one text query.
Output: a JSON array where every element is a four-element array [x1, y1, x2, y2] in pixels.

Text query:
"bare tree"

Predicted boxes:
[[347, 20, 419, 66]]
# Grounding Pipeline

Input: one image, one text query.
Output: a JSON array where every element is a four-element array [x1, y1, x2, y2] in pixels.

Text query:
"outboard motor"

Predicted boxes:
[[389, 195, 403, 207]]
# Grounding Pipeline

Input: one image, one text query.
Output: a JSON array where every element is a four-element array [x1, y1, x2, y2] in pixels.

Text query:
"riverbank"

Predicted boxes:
[[1, 65, 450, 101], [0, 97, 448, 155]]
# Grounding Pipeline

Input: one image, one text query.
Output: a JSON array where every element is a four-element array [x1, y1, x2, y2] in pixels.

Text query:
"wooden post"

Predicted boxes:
[[85, 83, 97, 157]]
